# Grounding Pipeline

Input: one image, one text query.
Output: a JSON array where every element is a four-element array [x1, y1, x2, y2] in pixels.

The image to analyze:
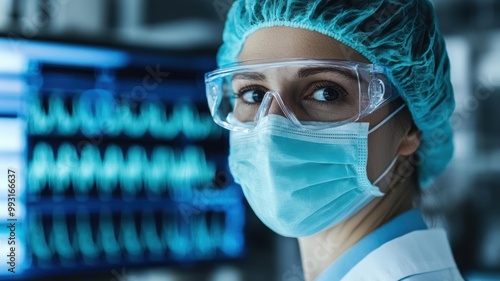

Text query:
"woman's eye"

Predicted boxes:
[[311, 86, 342, 102], [240, 89, 266, 103]]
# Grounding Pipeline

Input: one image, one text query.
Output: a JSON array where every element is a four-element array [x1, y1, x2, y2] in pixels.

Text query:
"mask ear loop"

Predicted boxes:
[[368, 103, 406, 186], [373, 156, 399, 186], [368, 104, 406, 134]]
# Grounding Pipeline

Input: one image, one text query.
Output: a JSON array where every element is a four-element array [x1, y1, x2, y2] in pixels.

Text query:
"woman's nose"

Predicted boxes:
[[266, 97, 287, 117], [256, 91, 303, 127]]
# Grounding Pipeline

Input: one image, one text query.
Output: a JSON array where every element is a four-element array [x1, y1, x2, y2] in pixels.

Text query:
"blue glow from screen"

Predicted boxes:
[[27, 208, 244, 263], [28, 142, 217, 201], [0, 38, 129, 68], [0, 39, 244, 279], [28, 94, 221, 139]]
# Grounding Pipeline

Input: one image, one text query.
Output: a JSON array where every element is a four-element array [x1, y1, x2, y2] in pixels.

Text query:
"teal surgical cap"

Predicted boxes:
[[217, 0, 455, 189]]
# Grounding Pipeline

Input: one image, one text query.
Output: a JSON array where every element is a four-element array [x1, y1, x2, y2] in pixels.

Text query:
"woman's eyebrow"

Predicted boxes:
[[298, 67, 358, 81], [231, 72, 267, 81]]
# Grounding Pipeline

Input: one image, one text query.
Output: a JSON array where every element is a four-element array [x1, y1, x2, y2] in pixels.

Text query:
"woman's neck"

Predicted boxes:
[[297, 176, 415, 281]]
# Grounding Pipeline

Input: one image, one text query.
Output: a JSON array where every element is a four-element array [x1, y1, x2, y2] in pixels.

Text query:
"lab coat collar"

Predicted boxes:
[[341, 229, 461, 280], [316, 208, 427, 281]]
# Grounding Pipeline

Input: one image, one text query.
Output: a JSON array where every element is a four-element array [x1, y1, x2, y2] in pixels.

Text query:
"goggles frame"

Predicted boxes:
[[205, 59, 400, 132]]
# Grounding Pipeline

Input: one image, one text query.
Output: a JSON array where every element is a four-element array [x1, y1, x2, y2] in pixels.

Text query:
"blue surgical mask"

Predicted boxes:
[[228, 105, 404, 237]]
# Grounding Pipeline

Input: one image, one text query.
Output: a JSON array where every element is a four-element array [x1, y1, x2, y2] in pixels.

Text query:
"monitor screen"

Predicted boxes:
[[0, 38, 245, 279]]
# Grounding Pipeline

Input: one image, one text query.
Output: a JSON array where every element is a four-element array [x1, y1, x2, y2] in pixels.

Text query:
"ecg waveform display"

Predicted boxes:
[[28, 208, 244, 266], [28, 94, 221, 139], [6, 42, 246, 278], [28, 142, 217, 201]]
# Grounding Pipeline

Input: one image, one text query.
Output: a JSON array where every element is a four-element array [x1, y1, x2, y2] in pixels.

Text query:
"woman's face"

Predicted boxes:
[[237, 26, 410, 191]]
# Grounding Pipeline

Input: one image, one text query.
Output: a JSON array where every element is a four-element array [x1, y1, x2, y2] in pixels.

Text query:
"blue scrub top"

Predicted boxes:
[[316, 208, 428, 281]]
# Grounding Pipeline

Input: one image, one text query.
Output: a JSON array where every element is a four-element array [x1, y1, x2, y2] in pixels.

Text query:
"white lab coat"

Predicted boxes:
[[340, 229, 464, 281]]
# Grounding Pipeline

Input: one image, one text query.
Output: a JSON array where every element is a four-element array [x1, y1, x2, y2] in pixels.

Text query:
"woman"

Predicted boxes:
[[205, 1, 463, 280]]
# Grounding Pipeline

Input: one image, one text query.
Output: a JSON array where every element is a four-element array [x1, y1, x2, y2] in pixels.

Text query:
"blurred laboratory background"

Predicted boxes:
[[0, 0, 498, 280]]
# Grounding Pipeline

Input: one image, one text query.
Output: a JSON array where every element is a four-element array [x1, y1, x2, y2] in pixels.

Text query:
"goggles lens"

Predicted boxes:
[[205, 59, 397, 131]]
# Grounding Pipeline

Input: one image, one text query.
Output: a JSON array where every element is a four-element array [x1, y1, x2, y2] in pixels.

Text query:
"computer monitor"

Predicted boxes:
[[0, 38, 245, 279]]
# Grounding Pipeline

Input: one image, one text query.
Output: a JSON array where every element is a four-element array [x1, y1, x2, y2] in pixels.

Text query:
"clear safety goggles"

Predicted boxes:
[[205, 59, 399, 132]]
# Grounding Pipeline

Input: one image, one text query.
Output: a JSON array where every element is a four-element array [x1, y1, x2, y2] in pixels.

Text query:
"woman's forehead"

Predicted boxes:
[[237, 26, 370, 64]]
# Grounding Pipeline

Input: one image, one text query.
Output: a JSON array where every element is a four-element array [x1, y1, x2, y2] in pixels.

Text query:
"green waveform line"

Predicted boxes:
[[164, 214, 191, 257], [51, 209, 76, 261], [192, 214, 216, 258], [27, 209, 242, 262], [29, 213, 52, 263], [142, 209, 164, 257], [99, 210, 121, 260], [28, 142, 216, 200], [76, 210, 101, 261], [28, 94, 221, 140]]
